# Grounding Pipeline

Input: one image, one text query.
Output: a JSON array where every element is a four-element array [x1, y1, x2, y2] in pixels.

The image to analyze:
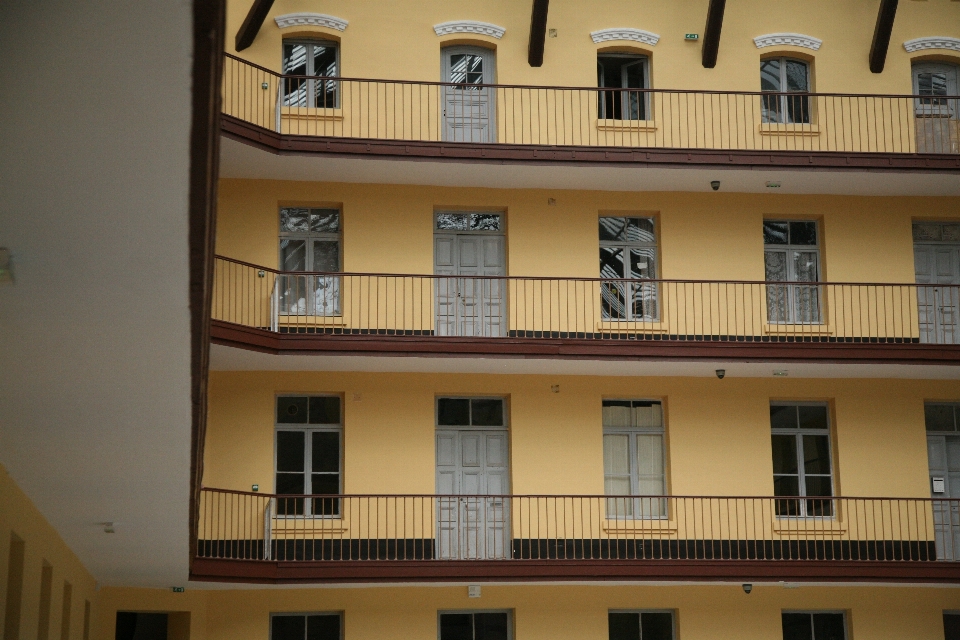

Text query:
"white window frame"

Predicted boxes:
[[278, 207, 342, 317], [274, 394, 343, 519], [597, 54, 651, 121], [269, 612, 343, 640], [599, 216, 660, 322], [603, 399, 667, 520], [770, 402, 835, 519], [780, 611, 847, 640], [608, 609, 676, 640], [760, 57, 812, 124], [437, 610, 513, 640], [763, 219, 822, 325], [281, 39, 340, 109]]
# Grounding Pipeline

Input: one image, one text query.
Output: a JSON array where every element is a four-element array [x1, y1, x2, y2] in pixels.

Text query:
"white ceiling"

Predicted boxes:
[[211, 343, 960, 379], [0, 2, 193, 587], [220, 136, 960, 196]]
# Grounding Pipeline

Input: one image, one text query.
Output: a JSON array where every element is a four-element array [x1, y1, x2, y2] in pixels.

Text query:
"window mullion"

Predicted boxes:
[[305, 429, 313, 516]]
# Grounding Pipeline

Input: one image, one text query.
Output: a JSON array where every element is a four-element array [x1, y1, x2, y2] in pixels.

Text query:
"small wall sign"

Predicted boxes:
[[685, 33, 699, 41]]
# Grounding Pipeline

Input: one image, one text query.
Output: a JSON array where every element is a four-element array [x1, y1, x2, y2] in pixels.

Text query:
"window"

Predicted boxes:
[[608, 611, 674, 640], [436, 212, 502, 232], [599, 216, 658, 321], [603, 400, 666, 518], [926, 402, 960, 432], [761, 57, 811, 124], [771, 403, 834, 517], [275, 395, 342, 516], [764, 220, 821, 324], [598, 55, 649, 120], [781, 612, 846, 640], [944, 612, 960, 640], [437, 397, 505, 427], [282, 40, 339, 108], [279, 207, 341, 316], [439, 611, 510, 640], [271, 613, 342, 640]]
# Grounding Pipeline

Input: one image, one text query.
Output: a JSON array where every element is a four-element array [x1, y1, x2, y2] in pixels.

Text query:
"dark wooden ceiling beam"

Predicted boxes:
[[869, 0, 899, 74], [527, 0, 550, 67], [701, 0, 727, 68], [235, 0, 275, 52]]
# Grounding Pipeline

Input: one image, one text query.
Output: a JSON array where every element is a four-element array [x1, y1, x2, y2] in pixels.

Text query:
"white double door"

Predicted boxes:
[[915, 244, 960, 344], [927, 435, 960, 560], [441, 46, 496, 143], [436, 429, 510, 560], [435, 234, 505, 337]]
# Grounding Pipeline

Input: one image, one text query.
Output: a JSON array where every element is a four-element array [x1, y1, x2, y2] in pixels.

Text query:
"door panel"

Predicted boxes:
[[442, 47, 496, 143], [915, 244, 960, 344], [434, 232, 505, 337], [927, 435, 960, 560]]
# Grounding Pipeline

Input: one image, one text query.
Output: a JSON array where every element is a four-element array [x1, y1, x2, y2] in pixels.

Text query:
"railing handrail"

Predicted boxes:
[[201, 487, 950, 503], [225, 53, 960, 101], [215, 254, 942, 288]]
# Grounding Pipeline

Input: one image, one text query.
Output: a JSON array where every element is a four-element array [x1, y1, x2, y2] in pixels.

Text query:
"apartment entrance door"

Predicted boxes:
[[927, 434, 960, 560], [914, 222, 960, 344], [441, 46, 496, 143], [434, 213, 505, 337], [436, 397, 510, 560], [913, 62, 959, 154]]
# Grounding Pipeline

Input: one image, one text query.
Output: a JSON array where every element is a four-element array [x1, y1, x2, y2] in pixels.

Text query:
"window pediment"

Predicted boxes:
[[753, 33, 822, 51], [590, 28, 660, 46], [903, 36, 960, 53], [433, 20, 505, 39], [274, 13, 348, 31]]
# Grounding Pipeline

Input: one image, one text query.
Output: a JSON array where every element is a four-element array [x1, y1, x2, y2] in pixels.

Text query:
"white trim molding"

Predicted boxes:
[[433, 20, 506, 39], [903, 36, 960, 53], [590, 28, 660, 46], [753, 33, 822, 51], [274, 13, 348, 31]]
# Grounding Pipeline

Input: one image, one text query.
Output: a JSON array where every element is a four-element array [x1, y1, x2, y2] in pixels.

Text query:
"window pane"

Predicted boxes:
[[802, 435, 831, 475], [609, 612, 640, 640], [309, 397, 341, 424], [798, 405, 828, 430], [630, 248, 655, 279], [640, 612, 673, 640], [310, 210, 340, 233], [772, 435, 799, 474], [765, 252, 788, 288], [760, 59, 782, 91], [439, 614, 473, 640], [282, 44, 308, 76], [277, 431, 306, 472], [436, 213, 468, 230], [281, 208, 311, 232], [273, 615, 306, 640], [918, 72, 948, 97], [789, 221, 818, 245], [624, 61, 644, 89], [603, 401, 633, 428], [925, 404, 956, 431], [438, 398, 470, 426], [804, 474, 833, 499], [312, 45, 337, 77], [913, 222, 942, 242], [276, 472, 305, 495], [312, 241, 339, 272], [471, 398, 504, 426], [604, 435, 631, 475], [636, 435, 664, 476], [763, 221, 789, 245], [311, 473, 340, 495], [633, 402, 662, 429], [771, 405, 799, 429], [450, 54, 483, 86], [782, 613, 813, 640], [599, 217, 627, 242], [637, 477, 665, 498], [785, 60, 809, 92], [812, 613, 846, 640], [774, 475, 801, 498], [474, 613, 509, 640], [306, 615, 340, 640], [470, 214, 501, 231], [600, 247, 625, 278], [605, 477, 632, 497], [278, 396, 309, 423], [626, 218, 655, 243], [312, 432, 340, 473], [280, 240, 308, 272], [942, 613, 960, 640]]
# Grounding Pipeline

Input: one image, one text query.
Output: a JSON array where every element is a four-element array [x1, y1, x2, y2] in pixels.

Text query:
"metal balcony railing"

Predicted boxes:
[[213, 255, 960, 345], [197, 488, 960, 563], [223, 54, 960, 154]]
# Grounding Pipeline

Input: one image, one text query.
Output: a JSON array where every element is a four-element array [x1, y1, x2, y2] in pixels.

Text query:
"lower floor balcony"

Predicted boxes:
[[212, 255, 960, 363], [193, 489, 960, 583]]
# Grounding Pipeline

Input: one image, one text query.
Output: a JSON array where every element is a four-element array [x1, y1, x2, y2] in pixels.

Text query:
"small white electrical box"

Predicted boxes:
[[933, 477, 946, 494], [468, 585, 481, 598]]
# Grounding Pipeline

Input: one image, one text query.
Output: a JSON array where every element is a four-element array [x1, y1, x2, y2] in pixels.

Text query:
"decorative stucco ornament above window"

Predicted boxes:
[[903, 37, 960, 53], [274, 13, 349, 31], [433, 21, 506, 39], [753, 33, 822, 51], [590, 28, 660, 46]]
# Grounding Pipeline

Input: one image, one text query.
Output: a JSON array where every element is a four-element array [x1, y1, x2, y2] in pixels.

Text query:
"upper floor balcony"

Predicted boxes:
[[221, 53, 960, 174], [211, 255, 960, 365]]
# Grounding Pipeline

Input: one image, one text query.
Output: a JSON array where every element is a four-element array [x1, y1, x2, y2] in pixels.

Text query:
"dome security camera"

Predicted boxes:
[[710, 180, 721, 191], [742, 583, 753, 594], [715, 369, 726, 379]]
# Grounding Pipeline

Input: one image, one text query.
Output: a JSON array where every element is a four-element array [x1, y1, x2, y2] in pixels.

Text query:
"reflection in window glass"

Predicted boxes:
[[761, 57, 810, 124], [764, 219, 821, 324], [599, 217, 658, 321], [282, 41, 339, 108]]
